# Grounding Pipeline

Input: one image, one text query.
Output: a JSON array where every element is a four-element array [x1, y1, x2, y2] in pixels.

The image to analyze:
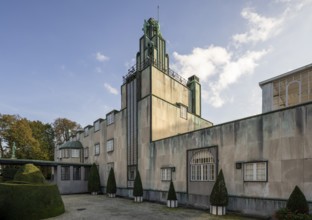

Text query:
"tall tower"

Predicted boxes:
[[136, 18, 169, 74], [121, 18, 210, 188]]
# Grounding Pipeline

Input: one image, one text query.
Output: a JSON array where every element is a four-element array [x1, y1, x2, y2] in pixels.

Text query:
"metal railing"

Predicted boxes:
[[123, 58, 188, 86]]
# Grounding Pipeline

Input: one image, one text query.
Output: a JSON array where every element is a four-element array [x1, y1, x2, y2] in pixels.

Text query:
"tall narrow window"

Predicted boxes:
[[161, 168, 172, 181], [107, 112, 115, 125], [73, 166, 81, 180], [84, 127, 89, 137], [106, 139, 114, 152], [243, 161, 268, 182], [94, 143, 100, 155], [180, 105, 187, 119], [84, 147, 89, 158], [84, 167, 90, 180], [94, 120, 100, 132], [190, 150, 215, 181], [61, 166, 70, 180]]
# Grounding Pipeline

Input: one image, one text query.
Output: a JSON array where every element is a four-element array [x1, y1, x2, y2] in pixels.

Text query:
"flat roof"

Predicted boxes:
[[0, 158, 91, 167], [259, 63, 312, 86]]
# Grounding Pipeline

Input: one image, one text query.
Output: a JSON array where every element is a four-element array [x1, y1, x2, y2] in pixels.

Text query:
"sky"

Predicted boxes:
[[1, 0, 312, 127]]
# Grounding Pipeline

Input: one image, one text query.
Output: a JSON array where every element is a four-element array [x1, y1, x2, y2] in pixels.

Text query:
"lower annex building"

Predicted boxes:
[[54, 18, 312, 216]]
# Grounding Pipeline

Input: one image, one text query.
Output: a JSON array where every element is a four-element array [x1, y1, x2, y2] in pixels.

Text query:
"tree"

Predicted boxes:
[[29, 121, 55, 160], [167, 180, 177, 201], [53, 118, 81, 144], [210, 169, 228, 206], [286, 185, 309, 214], [88, 163, 101, 193], [133, 171, 143, 197], [106, 168, 117, 195], [0, 114, 19, 158]]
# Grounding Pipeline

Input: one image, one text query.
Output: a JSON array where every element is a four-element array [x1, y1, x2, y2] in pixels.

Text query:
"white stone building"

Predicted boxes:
[[54, 18, 312, 217]]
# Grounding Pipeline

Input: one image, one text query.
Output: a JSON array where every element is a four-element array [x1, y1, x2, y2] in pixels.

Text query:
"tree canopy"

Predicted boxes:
[[53, 118, 81, 144], [0, 114, 80, 161]]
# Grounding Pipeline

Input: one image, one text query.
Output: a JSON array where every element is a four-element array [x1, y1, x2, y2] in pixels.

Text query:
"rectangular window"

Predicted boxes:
[[61, 166, 70, 180], [95, 143, 100, 155], [107, 112, 115, 125], [244, 161, 268, 182], [58, 150, 61, 159], [84, 147, 89, 158], [64, 149, 70, 158], [84, 127, 89, 137], [106, 139, 114, 152], [84, 167, 90, 180], [180, 105, 187, 119], [73, 166, 81, 180], [161, 168, 171, 181], [190, 164, 215, 181], [71, 149, 80, 158], [94, 121, 100, 132]]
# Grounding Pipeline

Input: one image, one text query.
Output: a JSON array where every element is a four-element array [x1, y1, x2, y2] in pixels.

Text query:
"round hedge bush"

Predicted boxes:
[[0, 164, 65, 219], [14, 163, 45, 184], [0, 182, 65, 220]]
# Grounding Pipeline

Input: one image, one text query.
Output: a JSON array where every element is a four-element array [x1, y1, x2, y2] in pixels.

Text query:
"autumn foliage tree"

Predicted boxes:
[[53, 118, 81, 144], [0, 114, 54, 160]]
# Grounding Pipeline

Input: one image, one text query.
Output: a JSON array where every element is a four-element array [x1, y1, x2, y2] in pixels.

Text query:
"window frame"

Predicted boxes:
[[107, 112, 115, 126], [106, 139, 114, 152], [73, 166, 81, 180], [190, 150, 215, 182], [61, 166, 70, 181], [94, 143, 100, 156], [84, 147, 89, 158], [71, 149, 80, 158], [161, 168, 172, 181], [243, 161, 268, 182], [180, 105, 187, 119], [94, 120, 100, 132]]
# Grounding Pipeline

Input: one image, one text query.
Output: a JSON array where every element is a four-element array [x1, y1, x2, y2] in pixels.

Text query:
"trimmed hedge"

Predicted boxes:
[[88, 163, 101, 193], [210, 169, 228, 206], [0, 183, 64, 220], [2, 165, 19, 181], [14, 163, 45, 184], [287, 185, 309, 214], [133, 171, 143, 197], [276, 208, 312, 220], [167, 181, 177, 201], [106, 168, 116, 194]]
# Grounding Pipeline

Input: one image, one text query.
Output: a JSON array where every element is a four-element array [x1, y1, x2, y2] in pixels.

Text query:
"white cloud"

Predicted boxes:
[[96, 52, 109, 62], [104, 83, 118, 95], [208, 49, 269, 107], [172, 46, 230, 82], [232, 8, 284, 44]]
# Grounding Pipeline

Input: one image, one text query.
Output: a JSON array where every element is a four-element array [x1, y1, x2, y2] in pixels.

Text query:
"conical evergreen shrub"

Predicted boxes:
[[286, 185, 309, 214], [167, 180, 177, 201], [106, 167, 117, 194], [210, 169, 228, 206], [88, 163, 101, 193], [133, 171, 143, 197]]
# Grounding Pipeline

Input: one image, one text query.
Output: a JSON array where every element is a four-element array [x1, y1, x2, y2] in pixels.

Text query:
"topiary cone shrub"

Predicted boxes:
[[167, 180, 178, 208], [106, 167, 116, 197], [133, 171, 143, 202], [286, 185, 309, 214], [88, 163, 101, 195], [210, 169, 228, 215]]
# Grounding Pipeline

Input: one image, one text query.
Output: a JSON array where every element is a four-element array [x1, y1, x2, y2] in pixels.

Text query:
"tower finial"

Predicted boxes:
[[157, 5, 160, 22]]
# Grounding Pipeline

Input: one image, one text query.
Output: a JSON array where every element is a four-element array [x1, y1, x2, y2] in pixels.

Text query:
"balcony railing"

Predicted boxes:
[[123, 58, 188, 86]]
